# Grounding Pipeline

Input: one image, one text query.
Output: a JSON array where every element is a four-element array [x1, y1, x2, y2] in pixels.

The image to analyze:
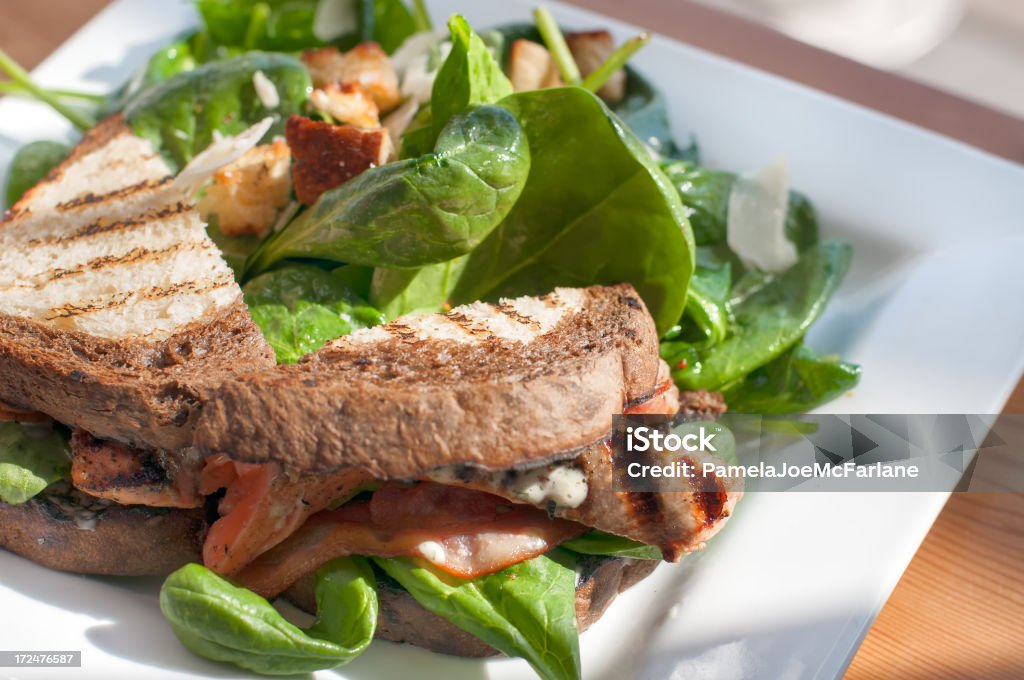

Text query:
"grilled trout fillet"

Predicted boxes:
[[0, 116, 274, 450]]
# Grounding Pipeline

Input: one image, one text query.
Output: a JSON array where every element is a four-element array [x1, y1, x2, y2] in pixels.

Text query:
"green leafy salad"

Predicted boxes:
[[0, 1, 859, 678]]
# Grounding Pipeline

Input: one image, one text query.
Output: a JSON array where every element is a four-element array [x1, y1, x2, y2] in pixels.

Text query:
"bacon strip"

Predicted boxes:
[[201, 458, 372, 576], [233, 482, 586, 599]]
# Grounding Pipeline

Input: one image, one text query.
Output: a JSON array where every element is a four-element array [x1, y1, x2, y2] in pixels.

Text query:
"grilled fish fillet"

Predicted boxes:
[[0, 116, 275, 450]]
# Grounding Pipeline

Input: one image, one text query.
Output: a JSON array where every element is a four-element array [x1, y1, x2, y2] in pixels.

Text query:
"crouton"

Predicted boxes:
[[285, 115, 393, 206], [310, 83, 381, 129], [302, 42, 400, 112], [302, 47, 347, 88], [197, 139, 292, 237], [565, 30, 627, 102], [507, 39, 564, 92]]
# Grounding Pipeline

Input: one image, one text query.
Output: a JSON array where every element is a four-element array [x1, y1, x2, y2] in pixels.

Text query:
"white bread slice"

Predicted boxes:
[[0, 116, 275, 449], [1, 117, 239, 340]]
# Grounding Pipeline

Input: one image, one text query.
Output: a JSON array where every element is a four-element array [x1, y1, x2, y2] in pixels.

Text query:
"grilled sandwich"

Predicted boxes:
[[0, 116, 274, 574], [1, 117, 740, 659], [192, 285, 741, 603]]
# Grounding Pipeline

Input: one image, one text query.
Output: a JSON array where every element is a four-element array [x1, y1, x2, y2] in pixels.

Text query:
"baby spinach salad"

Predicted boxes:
[[1, 1, 860, 678]]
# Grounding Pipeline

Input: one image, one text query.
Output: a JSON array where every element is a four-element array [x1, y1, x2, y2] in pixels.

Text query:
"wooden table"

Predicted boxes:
[[3, 1, 1023, 677]]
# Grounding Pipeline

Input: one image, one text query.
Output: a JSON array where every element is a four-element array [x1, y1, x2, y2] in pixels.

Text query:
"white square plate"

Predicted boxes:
[[1, 1, 1022, 679]]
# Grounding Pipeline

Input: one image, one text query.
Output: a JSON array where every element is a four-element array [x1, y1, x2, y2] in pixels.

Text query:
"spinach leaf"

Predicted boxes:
[[106, 38, 198, 114], [160, 558, 376, 675], [660, 161, 735, 246], [562, 531, 662, 560], [197, 0, 321, 51], [0, 422, 70, 505], [195, 0, 416, 54], [370, 256, 466, 318], [722, 343, 861, 413], [430, 15, 513, 145], [376, 552, 580, 680], [668, 241, 851, 390], [491, 22, 678, 159], [366, 0, 419, 54], [243, 265, 384, 364], [248, 104, 530, 272], [3, 140, 69, 209], [611, 67, 680, 158], [684, 256, 732, 347], [443, 87, 693, 335], [206, 216, 264, 282], [660, 160, 819, 250], [124, 52, 311, 171]]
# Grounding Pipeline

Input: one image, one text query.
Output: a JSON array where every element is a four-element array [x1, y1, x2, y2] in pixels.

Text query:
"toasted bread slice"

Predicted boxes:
[[0, 483, 204, 577], [194, 284, 661, 476], [0, 116, 275, 450]]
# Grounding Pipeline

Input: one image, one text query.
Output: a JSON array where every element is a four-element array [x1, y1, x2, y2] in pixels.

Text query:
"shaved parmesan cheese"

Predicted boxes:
[[398, 39, 452, 104], [390, 31, 440, 74], [727, 158, 799, 273], [252, 70, 280, 109], [382, 97, 419, 140], [313, 0, 358, 42], [172, 117, 274, 197]]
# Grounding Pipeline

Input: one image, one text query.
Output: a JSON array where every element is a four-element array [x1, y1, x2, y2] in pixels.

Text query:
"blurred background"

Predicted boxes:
[[696, 0, 1024, 118]]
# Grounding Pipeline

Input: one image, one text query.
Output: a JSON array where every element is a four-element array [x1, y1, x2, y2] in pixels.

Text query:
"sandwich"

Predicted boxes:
[[0, 115, 275, 576], [0, 118, 740, 667], [0, 14, 756, 677]]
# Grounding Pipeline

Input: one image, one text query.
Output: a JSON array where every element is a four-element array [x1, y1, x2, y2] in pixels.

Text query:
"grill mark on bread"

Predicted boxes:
[[55, 176, 172, 211], [444, 309, 496, 339], [384, 323, 423, 344], [46, 275, 235, 320], [25, 203, 187, 247], [34, 241, 201, 286], [496, 302, 541, 327]]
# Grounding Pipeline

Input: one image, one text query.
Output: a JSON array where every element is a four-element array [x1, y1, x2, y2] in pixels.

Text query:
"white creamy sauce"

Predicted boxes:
[[426, 461, 589, 510], [417, 540, 447, 564], [726, 158, 798, 273], [507, 465, 589, 509]]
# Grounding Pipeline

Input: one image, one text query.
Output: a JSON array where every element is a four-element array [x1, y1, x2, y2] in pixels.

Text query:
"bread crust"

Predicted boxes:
[[0, 300, 276, 451], [284, 555, 660, 657], [0, 489, 205, 576], [194, 284, 661, 476]]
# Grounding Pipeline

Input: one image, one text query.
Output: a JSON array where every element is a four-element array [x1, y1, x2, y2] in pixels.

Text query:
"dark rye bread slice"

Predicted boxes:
[[0, 485, 204, 576], [0, 304, 274, 451], [0, 115, 276, 450], [193, 284, 661, 477], [285, 555, 659, 658]]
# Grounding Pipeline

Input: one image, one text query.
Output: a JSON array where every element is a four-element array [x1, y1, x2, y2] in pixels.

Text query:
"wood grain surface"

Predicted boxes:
[[1, 1, 1022, 677]]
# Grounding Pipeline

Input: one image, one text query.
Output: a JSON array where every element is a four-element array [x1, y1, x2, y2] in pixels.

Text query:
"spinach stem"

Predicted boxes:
[[533, 6, 581, 86], [0, 81, 105, 103], [412, 0, 432, 32], [582, 32, 651, 93], [0, 49, 94, 130], [244, 3, 271, 50]]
